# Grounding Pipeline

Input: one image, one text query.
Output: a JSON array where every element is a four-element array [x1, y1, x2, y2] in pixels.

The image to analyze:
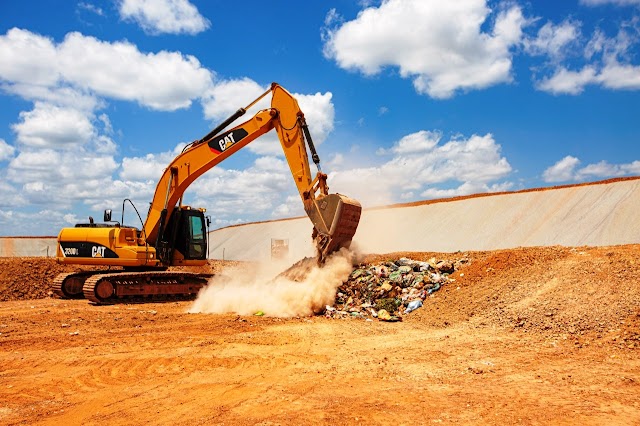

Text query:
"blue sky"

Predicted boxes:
[[0, 0, 639, 236]]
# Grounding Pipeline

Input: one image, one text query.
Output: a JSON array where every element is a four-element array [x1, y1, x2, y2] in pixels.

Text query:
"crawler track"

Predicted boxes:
[[53, 271, 104, 299], [82, 271, 213, 304]]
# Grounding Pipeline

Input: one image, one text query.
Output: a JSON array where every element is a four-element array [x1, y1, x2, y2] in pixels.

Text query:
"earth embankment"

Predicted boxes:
[[208, 177, 640, 261]]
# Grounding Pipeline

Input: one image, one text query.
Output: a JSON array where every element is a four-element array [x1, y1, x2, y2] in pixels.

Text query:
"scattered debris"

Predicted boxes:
[[324, 256, 467, 321]]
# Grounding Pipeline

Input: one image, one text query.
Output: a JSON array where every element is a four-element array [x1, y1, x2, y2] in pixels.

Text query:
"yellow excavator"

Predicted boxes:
[[54, 83, 361, 304]]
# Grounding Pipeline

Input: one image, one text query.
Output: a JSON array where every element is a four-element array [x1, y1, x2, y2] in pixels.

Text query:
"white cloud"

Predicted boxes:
[[326, 152, 345, 169], [295, 91, 335, 145], [0, 27, 216, 233], [0, 208, 91, 236], [536, 66, 598, 95], [0, 28, 213, 111], [120, 147, 315, 228], [0, 139, 15, 161], [3, 144, 132, 218], [330, 131, 512, 207], [11, 103, 95, 149], [324, 8, 343, 27], [542, 155, 580, 182], [98, 113, 113, 134], [3, 100, 129, 214], [598, 62, 640, 89], [7, 149, 63, 183], [524, 20, 581, 61], [537, 61, 640, 94], [78, 2, 105, 16], [193, 156, 291, 199], [0, 27, 217, 235], [0, 47, 334, 234], [118, 0, 211, 35], [120, 145, 184, 181], [0, 84, 102, 111], [271, 194, 304, 218], [323, 0, 528, 98], [0, 181, 27, 208], [543, 156, 640, 182], [8, 150, 118, 185], [533, 20, 640, 94], [621, 161, 640, 174], [58, 32, 212, 110], [254, 156, 287, 172], [378, 130, 440, 154], [0, 28, 59, 87], [420, 181, 513, 199], [92, 136, 117, 156]]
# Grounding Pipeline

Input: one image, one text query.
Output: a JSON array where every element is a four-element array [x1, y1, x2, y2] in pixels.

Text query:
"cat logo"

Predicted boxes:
[[208, 129, 248, 154], [92, 246, 106, 258], [218, 132, 236, 151]]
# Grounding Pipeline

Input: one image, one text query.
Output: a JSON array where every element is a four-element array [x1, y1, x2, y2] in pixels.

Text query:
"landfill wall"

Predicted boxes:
[[0, 237, 58, 257], [207, 178, 640, 261], [3, 179, 637, 260]]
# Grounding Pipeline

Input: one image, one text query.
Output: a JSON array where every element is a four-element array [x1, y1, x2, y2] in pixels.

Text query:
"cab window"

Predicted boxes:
[[187, 214, 206, 259]]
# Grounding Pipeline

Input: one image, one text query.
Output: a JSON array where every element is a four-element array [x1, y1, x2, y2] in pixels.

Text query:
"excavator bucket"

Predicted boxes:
[[307, 193, 362, 263]]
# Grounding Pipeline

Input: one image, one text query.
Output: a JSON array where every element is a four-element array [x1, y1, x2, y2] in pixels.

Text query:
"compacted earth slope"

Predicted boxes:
[[1, 244, 639, 425]]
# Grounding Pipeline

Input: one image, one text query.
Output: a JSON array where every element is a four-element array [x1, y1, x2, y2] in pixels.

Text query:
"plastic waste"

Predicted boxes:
[[351, 269, 366, 279], [377, 309, 391, 320], [389, 270, 403, 283], [397, 265, 412, 274], [427, 283, 441, 294], [380, 282, 393, 291], [404, 299, 423, 314]]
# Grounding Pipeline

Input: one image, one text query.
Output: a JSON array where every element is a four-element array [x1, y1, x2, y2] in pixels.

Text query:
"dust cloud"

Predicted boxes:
[[188, 249, 356, 317]]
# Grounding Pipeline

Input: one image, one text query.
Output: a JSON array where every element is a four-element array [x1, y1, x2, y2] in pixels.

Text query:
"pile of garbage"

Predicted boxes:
[[325, 257, 467, 321]]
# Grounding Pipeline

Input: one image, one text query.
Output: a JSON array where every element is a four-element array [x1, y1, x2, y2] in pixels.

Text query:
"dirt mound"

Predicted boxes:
[[2, 246, 639, 349], [404, 245, 640, 349], [0, 258, 79, 301], [0, 258, 237, 302]]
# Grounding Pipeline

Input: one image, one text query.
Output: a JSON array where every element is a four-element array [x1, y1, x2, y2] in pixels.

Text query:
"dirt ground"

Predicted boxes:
[[1, 245, 639, 425]]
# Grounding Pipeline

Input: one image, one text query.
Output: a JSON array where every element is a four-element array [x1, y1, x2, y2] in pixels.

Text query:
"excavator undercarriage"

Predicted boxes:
[[53, 270, 213, 304]]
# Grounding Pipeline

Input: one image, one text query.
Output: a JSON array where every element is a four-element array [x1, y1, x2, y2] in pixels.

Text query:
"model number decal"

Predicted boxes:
[[64, 247, 79, 256]]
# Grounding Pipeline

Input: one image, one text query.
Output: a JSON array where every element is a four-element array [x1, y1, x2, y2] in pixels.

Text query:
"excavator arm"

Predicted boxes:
[[145, 83, 361, 263]]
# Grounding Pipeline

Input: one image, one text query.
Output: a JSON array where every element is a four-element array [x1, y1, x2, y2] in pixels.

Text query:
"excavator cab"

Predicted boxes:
[[160, 207, 208, 264]]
